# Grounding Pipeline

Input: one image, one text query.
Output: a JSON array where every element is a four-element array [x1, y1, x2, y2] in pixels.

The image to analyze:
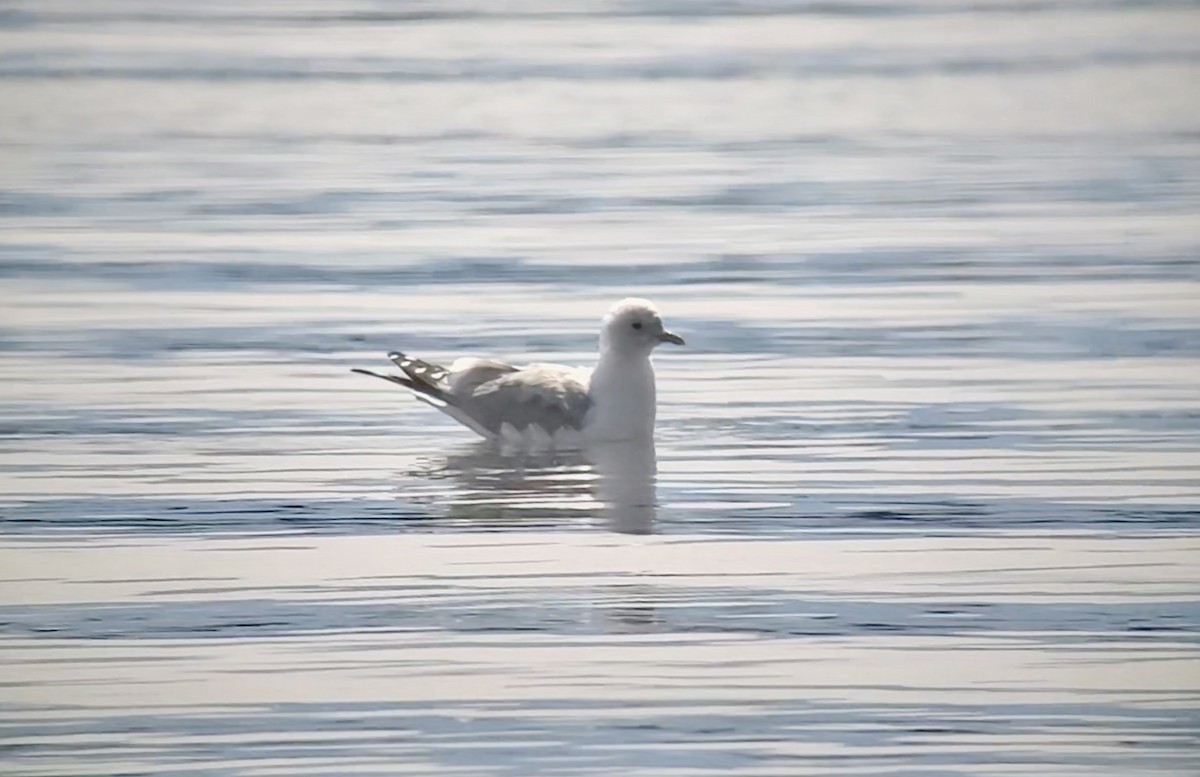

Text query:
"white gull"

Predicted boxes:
[[353, 298, 684, 447]]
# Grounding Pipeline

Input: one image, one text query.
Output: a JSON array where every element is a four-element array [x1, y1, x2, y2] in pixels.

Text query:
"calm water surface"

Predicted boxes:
[[1, 1, 1199, 775]]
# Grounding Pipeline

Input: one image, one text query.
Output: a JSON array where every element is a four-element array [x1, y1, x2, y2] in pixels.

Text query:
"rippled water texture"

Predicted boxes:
[[1, 1, 1199, 775]]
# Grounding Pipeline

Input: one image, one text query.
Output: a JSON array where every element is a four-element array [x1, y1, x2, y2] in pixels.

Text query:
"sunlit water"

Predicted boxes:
[[2, 1, 1199, 775]]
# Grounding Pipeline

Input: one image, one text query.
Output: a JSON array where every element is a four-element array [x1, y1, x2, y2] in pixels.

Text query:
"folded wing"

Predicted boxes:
[[461, 364, 592, 437], [354, 353, 591, 440]]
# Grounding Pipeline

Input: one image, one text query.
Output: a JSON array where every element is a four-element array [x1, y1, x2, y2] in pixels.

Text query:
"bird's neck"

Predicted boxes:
[[594, 347, 655, 382]]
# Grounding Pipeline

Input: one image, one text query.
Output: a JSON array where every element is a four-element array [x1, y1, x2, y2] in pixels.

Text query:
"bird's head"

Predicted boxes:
[[600, 298, 685, 356]]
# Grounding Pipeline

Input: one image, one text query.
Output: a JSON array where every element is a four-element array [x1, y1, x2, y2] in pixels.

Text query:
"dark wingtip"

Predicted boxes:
[[351, 368, 420, 390]]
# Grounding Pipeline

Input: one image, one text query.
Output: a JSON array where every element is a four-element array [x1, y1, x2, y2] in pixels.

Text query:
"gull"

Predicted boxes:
[[352, 298, 684, 446]]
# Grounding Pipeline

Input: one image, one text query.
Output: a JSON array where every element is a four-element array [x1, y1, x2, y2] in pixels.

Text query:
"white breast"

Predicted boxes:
[[584, 356, 656, 442]]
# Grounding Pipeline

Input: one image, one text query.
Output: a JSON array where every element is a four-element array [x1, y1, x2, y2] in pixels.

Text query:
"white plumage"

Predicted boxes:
[[353, 298, 684, 446]]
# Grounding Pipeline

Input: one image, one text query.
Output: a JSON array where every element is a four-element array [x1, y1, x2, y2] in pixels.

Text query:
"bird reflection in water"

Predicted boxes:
[[586, 441, 657, 535], [406, 440, 658, 534]]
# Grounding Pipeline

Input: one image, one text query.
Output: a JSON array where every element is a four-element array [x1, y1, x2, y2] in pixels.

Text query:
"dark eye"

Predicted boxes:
[[631, 322, 642, 330]]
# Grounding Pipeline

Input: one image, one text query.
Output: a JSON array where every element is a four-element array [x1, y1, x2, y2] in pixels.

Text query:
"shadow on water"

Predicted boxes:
[[407, 440, 659, 535]]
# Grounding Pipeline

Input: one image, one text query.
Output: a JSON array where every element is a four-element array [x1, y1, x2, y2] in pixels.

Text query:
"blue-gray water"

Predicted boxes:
[[1, 2, 1199, 775]]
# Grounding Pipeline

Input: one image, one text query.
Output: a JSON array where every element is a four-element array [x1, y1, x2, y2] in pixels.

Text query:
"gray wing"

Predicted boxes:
[[353, 352, 589, 439], [457, 364, 593, 436]]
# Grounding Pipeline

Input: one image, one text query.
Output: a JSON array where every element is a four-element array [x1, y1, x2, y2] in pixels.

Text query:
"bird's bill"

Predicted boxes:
[[657, 331, 685, 346]]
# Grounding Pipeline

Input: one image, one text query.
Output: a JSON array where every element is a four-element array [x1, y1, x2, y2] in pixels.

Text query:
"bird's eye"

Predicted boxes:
[[631, 322, 642, 330]]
